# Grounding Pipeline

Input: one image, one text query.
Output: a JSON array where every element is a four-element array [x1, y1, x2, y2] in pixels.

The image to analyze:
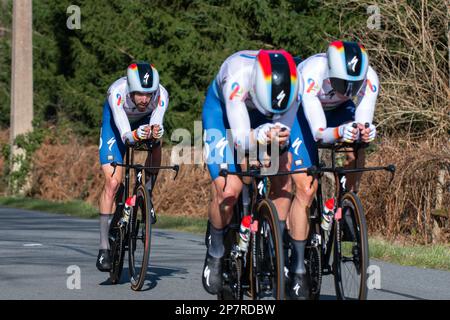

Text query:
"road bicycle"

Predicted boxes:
[[108, 140, 179, 291], [304, 130, 395, 300], [215, 152, 308, 300]]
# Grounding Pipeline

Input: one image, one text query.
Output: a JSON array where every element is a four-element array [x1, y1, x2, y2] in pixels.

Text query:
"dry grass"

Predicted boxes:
[[360, 137, 450, 244], [30, 135, 103, 205], [325, 0, 449, 138]]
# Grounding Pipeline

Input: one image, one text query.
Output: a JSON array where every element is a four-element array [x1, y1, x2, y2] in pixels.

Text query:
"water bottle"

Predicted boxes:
[[321, 198, 335, 231], [238, 215, 252, 252]]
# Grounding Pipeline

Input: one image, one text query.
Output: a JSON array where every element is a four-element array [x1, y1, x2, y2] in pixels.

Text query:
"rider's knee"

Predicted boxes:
[[105, 177, 120, 197], [345, 151, 356, 164], [218, 189, 240, 207], [293, 177, 316, 204]]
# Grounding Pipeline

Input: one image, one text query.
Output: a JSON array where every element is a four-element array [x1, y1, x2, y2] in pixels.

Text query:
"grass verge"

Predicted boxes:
[[0, 196, 207, 233], [0, 196, 448, 271], [369, 237, 450, 271]]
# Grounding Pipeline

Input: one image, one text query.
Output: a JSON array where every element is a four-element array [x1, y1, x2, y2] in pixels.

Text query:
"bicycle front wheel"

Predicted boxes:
[[128, 184, 152, 291], [252, 199, 285, 300], [333, 192, 369, 300]]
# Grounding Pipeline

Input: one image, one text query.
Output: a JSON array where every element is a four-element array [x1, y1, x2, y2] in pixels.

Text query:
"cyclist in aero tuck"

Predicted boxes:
[[286, 41, 380, 299], [96, 62, 168, 272], [201, 49, 300, 295]]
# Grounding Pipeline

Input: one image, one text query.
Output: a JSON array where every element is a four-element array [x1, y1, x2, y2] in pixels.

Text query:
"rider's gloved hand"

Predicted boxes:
[[152, 124, 164, 140], [338, 123, 358, 143], [358, 123, 376, 143], [254, 123, 275, 145], [136, 124, 151, 140], [273, 122, 291, 148], [124, 131, 138, 145]]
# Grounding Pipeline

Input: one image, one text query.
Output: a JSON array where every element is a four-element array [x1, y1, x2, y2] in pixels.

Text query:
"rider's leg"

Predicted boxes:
[[208, 176, 243, 257], [99, 164, 123, 248], [97, 100, 126, 271], [268, 151, 292, 222], [289, 173, 317, 268], [287, 102, 319, 299], [144, 140, 162, 189], [202, 80, 241, 294], [287, 173, 317, 299], [344, 147, 365, 193], [268, 151, 292, 272]]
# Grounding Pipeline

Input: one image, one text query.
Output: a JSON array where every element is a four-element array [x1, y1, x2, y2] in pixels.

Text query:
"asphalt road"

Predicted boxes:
[[0, 207, 449, 300]]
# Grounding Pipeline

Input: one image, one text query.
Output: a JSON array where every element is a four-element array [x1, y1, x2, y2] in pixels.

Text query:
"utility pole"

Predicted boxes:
[[9, 0, 33, 194]]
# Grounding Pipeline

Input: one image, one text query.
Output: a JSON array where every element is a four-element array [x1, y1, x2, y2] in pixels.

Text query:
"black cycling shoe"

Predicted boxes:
[[288, 272, 311, 300], [96, 249, 112, 272], [202, 252, 223, 295]]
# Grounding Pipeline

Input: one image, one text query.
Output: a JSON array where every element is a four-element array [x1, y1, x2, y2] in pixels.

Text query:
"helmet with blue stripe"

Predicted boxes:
[[327, 41, 369, 97], [251, 50, 299, 116]]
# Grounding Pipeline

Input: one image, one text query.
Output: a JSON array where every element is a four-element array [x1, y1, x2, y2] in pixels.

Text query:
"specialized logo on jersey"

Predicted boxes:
[[348, 56, 359, 72], [229, 82, 243, 100], [107, 137, 116, 152], [116, 93, 122, 106], [306, 78, 318, 93], [216, 138, 228, 158], [367, 79, 377, 93], [292, 138, 303, 156]]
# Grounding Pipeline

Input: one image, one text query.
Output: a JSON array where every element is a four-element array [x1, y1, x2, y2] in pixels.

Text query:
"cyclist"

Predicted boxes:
[[96, 61, 168, 272], [201, 50, 300, 295], [287, 41, 379, 299]]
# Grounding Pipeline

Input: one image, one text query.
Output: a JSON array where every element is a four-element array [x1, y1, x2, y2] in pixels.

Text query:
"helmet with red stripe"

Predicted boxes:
[[127, 61, 159, 94], [327, 41, 369, 97], [251, 50, 299, 116]]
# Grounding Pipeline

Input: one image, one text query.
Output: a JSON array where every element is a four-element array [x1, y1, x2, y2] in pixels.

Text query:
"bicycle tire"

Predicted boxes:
[[128, 184, 152, 291], [252, 199, 285, 300], [109, 226, 125, 284], [306, 198, 322, 300], [109, 183, 126, 284], [333, 192, 369, 300]]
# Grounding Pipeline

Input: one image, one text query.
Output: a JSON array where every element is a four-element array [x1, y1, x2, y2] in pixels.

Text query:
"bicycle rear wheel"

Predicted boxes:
[[333, 192, 369, 300], [128, 184, 152, 291], [252, 199, 285, 300]]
